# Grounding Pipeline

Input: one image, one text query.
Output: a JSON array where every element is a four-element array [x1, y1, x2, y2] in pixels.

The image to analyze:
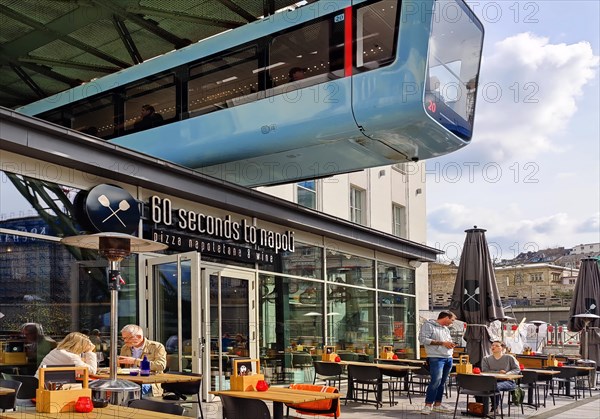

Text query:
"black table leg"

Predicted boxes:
[[272, 401, 284, 419]]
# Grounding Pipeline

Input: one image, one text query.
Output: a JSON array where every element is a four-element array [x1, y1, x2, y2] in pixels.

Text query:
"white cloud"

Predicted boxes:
[[427, 32, 599, 262], [465, 33, 598, 163]]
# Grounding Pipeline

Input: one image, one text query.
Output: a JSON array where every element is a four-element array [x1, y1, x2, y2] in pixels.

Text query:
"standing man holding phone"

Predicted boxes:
[[418, 310, 457, 415]]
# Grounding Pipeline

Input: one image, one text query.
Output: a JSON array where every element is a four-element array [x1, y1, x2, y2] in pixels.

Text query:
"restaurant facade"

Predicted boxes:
[[0, 108, 439, 400]]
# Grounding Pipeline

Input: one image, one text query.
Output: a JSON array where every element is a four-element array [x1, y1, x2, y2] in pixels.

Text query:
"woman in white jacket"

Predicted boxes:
[[35, 332, 97, 378]]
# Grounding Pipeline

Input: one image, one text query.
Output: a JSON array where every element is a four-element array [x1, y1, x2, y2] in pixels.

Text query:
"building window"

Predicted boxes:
[[392, 204, 407, 238], [297, 180, 317, 209], [530, 272, 543, 282], [350, 186, 365, 225]]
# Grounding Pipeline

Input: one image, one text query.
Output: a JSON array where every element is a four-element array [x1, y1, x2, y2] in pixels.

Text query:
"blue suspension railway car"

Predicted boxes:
[[17, 0, 484, 187]]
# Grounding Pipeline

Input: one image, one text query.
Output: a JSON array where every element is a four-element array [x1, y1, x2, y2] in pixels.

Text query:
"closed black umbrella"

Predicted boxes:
[[567, 257, 600, 364], [449, 227, 505, 367]]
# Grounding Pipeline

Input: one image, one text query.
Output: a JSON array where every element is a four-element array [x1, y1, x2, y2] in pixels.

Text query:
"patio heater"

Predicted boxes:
[[61, 232, 167, 404]]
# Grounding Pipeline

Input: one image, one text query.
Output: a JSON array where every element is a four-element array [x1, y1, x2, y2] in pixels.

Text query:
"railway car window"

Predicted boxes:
[[355, 0, 399, 70], [70, 94, 115, 138], [188, 47, 259, 116], [425, 0, 484, 138], [123, 75, 176, 132], [268, 15, 344, 92]]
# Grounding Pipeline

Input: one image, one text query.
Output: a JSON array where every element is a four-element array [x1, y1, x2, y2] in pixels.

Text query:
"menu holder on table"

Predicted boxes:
[[322, 346, 337, 362], [380, 345, 394, 359], [230, 359, 264, 391], [36, 366, 91, 413], [455, 355, 473, 374]]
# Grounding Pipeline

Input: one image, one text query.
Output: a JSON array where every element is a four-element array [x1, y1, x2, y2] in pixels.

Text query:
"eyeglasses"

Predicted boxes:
[[122, 334, 140, 341]]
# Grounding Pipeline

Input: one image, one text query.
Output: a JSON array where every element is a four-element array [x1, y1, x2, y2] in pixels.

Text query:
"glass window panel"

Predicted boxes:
[[377, 262, 415, 295], [392, 204, 406, 238], [326, 249, 374, 288], [327, 283, 375, 358], [260, 242, 323, 278], [269, 15, 344, 92], [378, 290, 416, 358], [297, 180, 316, 209], [350, 186, 365, 225], [123, 75, 176, 132], [355, 0, 400, 69], [259, 275, 324, 383], [425, 0, 484, 137], [70, 94, 115, 138], [188, 47, 259, 116]]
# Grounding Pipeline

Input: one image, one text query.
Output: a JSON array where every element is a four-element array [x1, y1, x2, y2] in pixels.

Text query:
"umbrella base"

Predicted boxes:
[[89, 378, 141, 406]]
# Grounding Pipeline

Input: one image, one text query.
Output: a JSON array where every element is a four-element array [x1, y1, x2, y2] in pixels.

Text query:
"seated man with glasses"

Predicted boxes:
[[119, 324, 167, 396]]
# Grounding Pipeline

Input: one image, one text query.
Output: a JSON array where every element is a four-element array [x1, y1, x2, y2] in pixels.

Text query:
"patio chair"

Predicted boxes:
[[346, 364, 385, 408], [378, 360, 412, 405], [292, 352, 314, 383], [128, 398, 185, 415], [220, 394, 270, 419], [453, 374, 503, 419], [313, 361, 345, 389], [0, 374, 37, 408], [550, 367, 580, 400], [161, 371, 204, 419], [0, 379, 22, 412]]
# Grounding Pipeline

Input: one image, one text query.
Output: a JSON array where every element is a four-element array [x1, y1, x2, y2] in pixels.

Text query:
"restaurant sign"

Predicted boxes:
[[149, 196, 295, 262]]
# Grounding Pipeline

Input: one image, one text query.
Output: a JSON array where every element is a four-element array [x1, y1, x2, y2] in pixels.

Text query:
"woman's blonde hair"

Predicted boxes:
[[57, 332, 94, 354]]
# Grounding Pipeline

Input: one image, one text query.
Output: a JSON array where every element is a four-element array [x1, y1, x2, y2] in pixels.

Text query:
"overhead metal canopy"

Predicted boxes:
[[0, 0, 304, 109]]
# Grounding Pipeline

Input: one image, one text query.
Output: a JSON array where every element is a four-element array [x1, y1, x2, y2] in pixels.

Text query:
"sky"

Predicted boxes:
[[1, 0, 598, 264], [426, 0, 600, 263]]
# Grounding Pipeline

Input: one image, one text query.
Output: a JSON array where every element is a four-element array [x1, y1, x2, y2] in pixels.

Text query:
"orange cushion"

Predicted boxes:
[[288, 384, 340, 417]]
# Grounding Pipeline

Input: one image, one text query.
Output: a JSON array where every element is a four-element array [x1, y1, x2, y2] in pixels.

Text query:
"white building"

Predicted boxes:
[[259, 162, 430, 310]]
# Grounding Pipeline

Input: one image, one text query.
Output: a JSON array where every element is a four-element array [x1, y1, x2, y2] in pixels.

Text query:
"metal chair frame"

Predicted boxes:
[[452, 374, 503, 419]]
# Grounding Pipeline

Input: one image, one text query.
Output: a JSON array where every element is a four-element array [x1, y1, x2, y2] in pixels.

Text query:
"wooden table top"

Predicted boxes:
[[91, 371, 201, 384], [211, 387, 340, 404], [0, 404, 183, 418], [376, 358, 427, 365], [454, 372, 522, 380], [0, 387, 15, 396], [523, 369, 560, 375], [341, 360, 420, 372], [547, 365, 595, 371]]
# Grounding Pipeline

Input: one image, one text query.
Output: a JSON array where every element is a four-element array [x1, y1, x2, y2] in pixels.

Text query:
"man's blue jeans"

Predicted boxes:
[[425, 357, 453, 404]]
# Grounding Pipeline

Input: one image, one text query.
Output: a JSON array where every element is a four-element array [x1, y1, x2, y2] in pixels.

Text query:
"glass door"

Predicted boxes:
[[146, 252, 201, 375], [201, 265, 256, 401]]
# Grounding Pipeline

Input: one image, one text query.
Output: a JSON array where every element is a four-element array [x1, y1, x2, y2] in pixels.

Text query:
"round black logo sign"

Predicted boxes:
[[80, 184, 140, 235]]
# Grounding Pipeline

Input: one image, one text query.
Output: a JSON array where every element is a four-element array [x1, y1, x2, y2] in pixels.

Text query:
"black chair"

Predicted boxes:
[[346, 364, 384, 408], [291, 352, 314, 382], [160, 371, 204, 419], [313, 361, 345, 389], [0, 374, 38, 408], [377, 360, 412, 405], [518, 370, 539, 414], [535, 372, 555, 407], [408, 365, 431, 396], [550, 367, 580, 400], [453, 374, 503, 419], [128, 398, 185, 415], [220, 394, 270, 419], [0, 379, 22, 412], [574, 368, 593, 398], [337, 352, 359, 362]]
